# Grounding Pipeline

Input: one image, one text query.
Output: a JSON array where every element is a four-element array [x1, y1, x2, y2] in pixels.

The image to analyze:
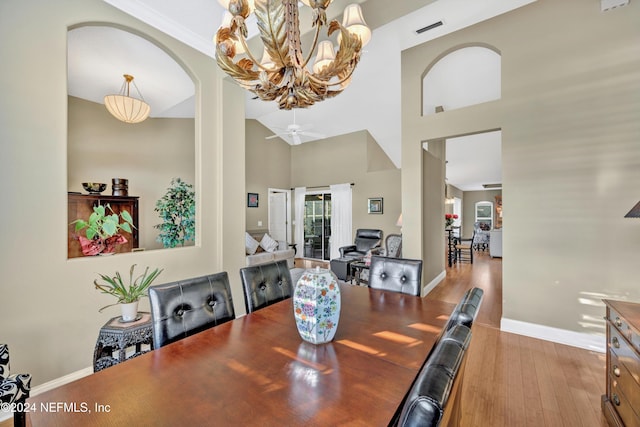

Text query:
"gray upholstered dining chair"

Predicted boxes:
[[148, 272, 236, 347], [0, 344, 32, 427], [368, 256, 423, 296], [239, 260, 293, 313], [472, 221, 491, 251], [384, 234, 402, 258]]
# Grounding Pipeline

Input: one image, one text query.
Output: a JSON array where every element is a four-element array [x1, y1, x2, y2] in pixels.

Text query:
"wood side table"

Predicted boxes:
[[92, 312, 153, 372]]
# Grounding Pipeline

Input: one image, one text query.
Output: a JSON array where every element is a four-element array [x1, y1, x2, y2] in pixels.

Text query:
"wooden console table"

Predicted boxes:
[[602, 299, 640, 427]]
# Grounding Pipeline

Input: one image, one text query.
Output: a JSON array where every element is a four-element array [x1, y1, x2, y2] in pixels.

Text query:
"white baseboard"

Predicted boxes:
[[422, 270, 447, 296], [501, 318, 606, 353], [0, 366, 93, 423]]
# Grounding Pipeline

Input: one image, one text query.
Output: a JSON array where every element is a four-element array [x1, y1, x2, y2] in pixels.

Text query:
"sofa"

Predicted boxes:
[[245, 231, 295, 268]]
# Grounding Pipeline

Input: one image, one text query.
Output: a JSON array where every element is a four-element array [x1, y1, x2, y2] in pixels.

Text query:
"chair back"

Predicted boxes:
[[394, 287, 484, 427], [368, 256, 423, 296], [0, 343, 32, 425], [354, 229, 383, 253], [239, 260, 293, 313], [385, 234, 402, 258], [149, 272, 236, 348], [444, 287, 484, 331], [0, 344, 9, 379], [395, 325, 471, 427]]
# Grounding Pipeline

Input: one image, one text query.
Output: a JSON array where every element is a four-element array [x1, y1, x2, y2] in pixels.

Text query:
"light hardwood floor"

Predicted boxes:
[[434, 250, 608, 427], [2, 252, 607, 427]]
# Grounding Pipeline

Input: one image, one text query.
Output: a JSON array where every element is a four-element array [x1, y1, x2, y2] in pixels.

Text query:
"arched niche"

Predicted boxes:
[[67, 24, 196, 257], [422, 45, 501, 116]]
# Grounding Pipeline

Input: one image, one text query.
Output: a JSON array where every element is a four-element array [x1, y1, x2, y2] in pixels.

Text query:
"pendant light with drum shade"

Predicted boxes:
[[104, 74, 151, 124]]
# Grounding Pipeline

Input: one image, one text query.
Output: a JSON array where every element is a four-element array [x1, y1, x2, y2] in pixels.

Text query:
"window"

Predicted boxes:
[[422, 46, 501, 116], [303, 193, 331, 260], [475, 201, 493, 230]]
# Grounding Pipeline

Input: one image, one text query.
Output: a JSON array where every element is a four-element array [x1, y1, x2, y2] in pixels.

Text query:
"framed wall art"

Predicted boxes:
[[247, 193, 259, 208], [368, 197, 383, 214]]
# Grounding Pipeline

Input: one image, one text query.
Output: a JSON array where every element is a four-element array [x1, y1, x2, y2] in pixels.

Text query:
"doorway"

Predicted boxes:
[[268, 188, 291, 244], [303, 193, 331, 260]]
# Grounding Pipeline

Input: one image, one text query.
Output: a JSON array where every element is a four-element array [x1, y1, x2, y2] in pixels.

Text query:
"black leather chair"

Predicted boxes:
[[148, 272, 236, 348], [396, 325, 471, 427], [368, 256, 423, 296], [239, 260, 293, 313], [338, 229, 383, 259], [393, 287, 484, 427], [0, 344, 31, 427], [444, 287, 484, 332]]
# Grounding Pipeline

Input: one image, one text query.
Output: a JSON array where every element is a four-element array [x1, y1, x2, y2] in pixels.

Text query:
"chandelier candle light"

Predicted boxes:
[[104, 74, 151, 124], [215, 0, 371, 109]]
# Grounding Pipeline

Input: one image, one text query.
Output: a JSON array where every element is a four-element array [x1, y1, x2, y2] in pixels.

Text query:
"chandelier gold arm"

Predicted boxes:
[[215, 0, 368, 109], [301, 24, 322, 69], [237, 31, 270, 72]]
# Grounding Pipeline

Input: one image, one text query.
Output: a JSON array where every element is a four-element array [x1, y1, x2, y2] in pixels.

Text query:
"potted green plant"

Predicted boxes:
[[71, 203, 135, 256], [94, 264, 163, 322], [154, 178, 195, 248]]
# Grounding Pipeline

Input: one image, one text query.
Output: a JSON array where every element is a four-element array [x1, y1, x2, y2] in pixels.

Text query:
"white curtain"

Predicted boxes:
[[294, 187, 306, 258], [330, 183, 352, 260]]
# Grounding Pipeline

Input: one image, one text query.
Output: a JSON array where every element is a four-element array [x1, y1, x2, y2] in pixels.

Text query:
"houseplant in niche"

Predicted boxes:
[[154, 178, 195, 248], [71, 204, 135, 256], [94, 264, 163, 322]]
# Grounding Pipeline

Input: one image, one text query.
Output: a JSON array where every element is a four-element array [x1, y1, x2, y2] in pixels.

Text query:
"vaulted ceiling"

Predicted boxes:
[[68, 0, 536, 189]]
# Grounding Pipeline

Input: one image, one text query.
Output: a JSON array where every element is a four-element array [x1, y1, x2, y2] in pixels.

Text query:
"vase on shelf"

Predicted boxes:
[[293, 267, 341, 345]]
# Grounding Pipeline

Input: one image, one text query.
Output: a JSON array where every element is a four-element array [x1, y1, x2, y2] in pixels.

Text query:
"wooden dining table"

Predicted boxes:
[[27, 283, 455, 426]]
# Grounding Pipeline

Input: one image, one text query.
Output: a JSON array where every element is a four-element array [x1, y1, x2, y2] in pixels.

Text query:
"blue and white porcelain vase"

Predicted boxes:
[[293, 267, 341, 344]]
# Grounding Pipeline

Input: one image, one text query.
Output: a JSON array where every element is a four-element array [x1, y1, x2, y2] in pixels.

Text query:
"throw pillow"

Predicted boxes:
[[260, 233, 279, 253], [245, 232, 260, 255]]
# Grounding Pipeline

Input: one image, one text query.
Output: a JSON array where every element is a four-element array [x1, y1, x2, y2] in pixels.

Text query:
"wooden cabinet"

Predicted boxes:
[[494, 195, 502, 229], [602, 299, 640, 427], [68, 193, 139, 258]]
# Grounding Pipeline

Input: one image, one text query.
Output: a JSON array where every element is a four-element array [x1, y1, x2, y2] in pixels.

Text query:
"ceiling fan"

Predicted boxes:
[[265, 110, 325, 145]]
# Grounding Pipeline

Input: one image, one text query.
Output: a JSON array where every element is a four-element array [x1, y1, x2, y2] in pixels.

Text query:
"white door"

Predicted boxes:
[[269, 192, 287, 243]]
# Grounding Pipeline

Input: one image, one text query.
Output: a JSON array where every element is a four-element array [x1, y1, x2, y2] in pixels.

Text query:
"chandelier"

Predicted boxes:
[[104, 74, 151, 124], [215, 0, 371, 110]]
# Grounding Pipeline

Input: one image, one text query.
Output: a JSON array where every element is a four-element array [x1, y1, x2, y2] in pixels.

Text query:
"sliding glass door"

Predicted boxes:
[[303, 193, 331, 260]]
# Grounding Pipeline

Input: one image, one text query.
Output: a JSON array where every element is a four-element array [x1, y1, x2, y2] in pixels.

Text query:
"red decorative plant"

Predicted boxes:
[[445, 213, 459, 228]]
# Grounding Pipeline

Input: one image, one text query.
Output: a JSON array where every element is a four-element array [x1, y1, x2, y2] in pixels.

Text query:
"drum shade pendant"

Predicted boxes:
[[104, 74, 151, 124], [215, 0, 371, 110]]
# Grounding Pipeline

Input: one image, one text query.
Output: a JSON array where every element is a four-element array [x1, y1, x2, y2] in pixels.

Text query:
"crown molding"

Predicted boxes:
[[103, 0, 215, 58]]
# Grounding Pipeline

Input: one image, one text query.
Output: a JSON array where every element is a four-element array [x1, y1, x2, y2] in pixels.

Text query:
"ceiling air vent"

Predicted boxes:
[[601, 0, 628, 12], [483, 183, 502, 189], [416, 21, 443, 34]]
